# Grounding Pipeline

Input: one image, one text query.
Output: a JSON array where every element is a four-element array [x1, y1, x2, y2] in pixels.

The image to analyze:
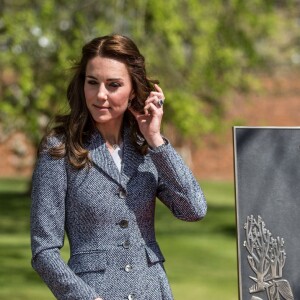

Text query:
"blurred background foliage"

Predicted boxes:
[[0, 0, 298, 144], [1, 2, 300, 299]]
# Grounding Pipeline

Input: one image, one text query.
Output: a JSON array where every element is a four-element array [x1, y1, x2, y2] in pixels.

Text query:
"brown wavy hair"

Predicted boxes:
[[40, 34, 158, 169]]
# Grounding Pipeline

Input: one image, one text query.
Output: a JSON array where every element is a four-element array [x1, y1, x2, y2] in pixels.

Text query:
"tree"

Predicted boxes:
[[0, 0, 296, 145], [244, 215, 294, 300]]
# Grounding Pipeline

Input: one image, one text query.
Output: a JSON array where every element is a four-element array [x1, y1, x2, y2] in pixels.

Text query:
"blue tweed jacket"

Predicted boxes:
[[30, 126, 207, 300]]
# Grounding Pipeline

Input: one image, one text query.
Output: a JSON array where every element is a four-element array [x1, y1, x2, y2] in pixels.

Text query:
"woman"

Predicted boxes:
[[30, 34, 207, 300]]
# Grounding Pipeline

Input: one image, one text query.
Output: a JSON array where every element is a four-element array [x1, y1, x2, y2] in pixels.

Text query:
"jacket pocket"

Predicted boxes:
[[145, 242, 165, 264], [68, 251, 107, 274]]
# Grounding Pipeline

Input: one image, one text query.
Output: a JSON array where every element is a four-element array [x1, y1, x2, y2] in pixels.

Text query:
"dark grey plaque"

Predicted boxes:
[[234, 127, 300, 300]]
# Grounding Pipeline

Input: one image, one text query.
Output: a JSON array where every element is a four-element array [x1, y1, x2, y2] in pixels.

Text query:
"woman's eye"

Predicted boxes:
[[87, 80, 98, 85], [109, 82, 121, 88]]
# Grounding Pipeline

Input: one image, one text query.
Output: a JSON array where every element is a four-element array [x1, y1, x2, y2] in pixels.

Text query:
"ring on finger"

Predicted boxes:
[[157, 98, 165, 107]]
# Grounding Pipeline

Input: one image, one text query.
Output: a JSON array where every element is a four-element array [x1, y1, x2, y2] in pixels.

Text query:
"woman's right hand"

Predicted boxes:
[[95, 298, 103, 300], [128, 83, 165, 148]]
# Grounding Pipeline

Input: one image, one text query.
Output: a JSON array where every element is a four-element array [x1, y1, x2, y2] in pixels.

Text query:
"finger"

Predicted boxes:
[[128, 106, 142, 119], [144, 102, 163, 115], [145, 96, 165, 109], [144, 102, 157, 113], [148, 91, 163, 99], [154, 83, 163, 93], [148, 90, 164, 100], [136, 114, 149, 124], [145, 95, 159, 106]]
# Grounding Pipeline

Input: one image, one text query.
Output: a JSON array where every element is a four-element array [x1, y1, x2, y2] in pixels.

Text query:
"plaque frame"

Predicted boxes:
[[233, 126, 299, 300]]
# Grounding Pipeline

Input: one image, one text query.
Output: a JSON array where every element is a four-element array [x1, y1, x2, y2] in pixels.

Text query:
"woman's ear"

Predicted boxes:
[[128, 99, 132, 108], [128, 91, 135, 108], [129, 90, 135, 101]]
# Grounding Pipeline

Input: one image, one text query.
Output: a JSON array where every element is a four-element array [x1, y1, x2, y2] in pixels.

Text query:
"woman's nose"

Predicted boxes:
[[97, 84, 108, 101]]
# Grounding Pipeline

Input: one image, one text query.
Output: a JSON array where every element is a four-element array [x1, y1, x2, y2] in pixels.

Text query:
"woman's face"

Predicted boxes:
[[84, 56, 135, 128]]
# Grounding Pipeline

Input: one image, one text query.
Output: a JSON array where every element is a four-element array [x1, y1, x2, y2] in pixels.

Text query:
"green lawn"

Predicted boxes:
[[0, 178, 238, 299]]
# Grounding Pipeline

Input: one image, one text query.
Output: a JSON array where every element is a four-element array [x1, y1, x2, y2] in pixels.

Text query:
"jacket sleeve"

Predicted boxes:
[[148, 140, 207, 221], [30, 147, 99, 300]]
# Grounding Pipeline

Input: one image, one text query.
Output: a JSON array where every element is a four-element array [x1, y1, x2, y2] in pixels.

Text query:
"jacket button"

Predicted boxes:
[[124, 264, 132, 272], [118, 189, 127, 198], [119, 220, 129, 228], [128, 294, 136, 300], [123, 240, 130, 249]]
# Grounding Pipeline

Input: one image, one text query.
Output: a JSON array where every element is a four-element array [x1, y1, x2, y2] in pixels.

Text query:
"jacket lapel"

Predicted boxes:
[[87, 126, 145, 188], [120, 127, 145, 188], [88, 131, 121, 185]]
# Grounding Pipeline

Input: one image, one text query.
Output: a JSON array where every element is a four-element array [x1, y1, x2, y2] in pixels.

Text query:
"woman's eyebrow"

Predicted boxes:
[[107, 78, 124, 82], [85, 75, 98, 79], [85, 75, 124, 82]]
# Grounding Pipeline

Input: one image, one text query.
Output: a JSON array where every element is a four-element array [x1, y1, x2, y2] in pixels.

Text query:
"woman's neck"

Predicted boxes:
[[96, 118, 123, 149]]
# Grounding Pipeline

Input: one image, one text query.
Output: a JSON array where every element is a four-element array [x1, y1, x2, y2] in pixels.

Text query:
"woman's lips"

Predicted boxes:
[[93, 104, 110, 110]]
